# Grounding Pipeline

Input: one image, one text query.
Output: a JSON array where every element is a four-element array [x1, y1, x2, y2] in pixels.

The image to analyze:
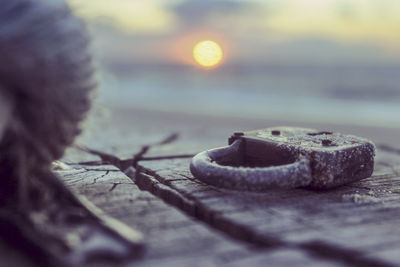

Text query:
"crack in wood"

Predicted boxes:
[[134, 166, 395, 267], [109, 183, 118, 192], [71, 141, 400, 266], [133, 170, 286, 246], [301, 241, 394, 267], [108, 182, 132, 192], [70, 144, 400, 266], [75, 133, 193, 171], [90, 170, 110, 185], [130, 133, 187, 167]]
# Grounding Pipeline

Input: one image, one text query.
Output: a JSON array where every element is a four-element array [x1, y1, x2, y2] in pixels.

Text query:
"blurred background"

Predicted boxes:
[[67, 0, 400, 151]]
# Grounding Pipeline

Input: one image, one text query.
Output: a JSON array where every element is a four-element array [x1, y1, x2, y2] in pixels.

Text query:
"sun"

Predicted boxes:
[[193, 40, 223, 68]]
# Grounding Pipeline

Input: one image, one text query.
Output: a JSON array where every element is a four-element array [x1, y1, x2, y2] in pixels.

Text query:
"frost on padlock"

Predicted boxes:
[[228, 127, 375, 189]]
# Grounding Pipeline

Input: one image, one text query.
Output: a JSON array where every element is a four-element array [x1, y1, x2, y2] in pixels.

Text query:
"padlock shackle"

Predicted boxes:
[[190, 140, 313, 191]]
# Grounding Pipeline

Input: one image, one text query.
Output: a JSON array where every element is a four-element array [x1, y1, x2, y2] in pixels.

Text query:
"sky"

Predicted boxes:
[[68, 0, 400, 67]]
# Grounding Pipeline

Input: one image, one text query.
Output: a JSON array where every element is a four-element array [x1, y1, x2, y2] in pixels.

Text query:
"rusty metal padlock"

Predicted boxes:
[[190, 127, 375, 190]]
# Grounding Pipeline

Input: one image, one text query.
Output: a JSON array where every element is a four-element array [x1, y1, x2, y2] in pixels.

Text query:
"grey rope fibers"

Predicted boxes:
[[0, 0, 94, 209]]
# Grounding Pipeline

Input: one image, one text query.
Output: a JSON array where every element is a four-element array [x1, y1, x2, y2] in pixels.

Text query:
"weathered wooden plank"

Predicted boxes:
[[59, 107, 400, 266], [58, 163, 342, 266], [136, 149, 400, 266]]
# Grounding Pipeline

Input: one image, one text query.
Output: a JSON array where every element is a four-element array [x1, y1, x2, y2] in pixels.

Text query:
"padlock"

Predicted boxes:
[[190, 127, 375, 190]]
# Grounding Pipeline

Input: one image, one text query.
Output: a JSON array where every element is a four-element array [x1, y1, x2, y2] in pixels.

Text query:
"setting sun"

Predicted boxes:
[[193, 40, 223, 68]]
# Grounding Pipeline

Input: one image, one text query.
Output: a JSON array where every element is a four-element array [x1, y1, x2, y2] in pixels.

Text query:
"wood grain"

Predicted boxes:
[[135, 148, 400, 266], [58, 163, 341, 266], [54, 107, 400, 266]]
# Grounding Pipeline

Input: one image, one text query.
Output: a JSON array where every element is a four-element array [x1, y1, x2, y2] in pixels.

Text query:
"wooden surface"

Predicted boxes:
[[50, 107, 400, 266], [59, 163, 341, 266], [136, 149, 400, 266], [0, 106, 387, 266]]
